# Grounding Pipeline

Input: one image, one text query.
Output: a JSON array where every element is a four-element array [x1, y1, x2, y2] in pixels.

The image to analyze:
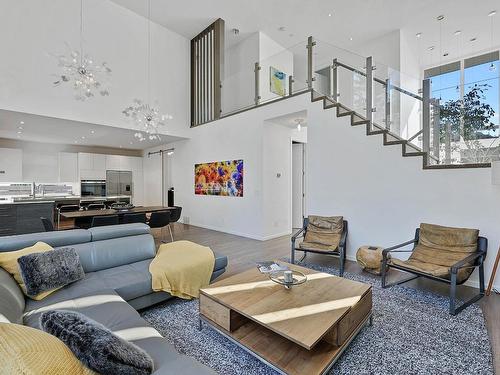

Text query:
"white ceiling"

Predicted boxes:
[[0, 110, 183, 150], [112, 0, 500, 69], [266, 110, 307, 128]]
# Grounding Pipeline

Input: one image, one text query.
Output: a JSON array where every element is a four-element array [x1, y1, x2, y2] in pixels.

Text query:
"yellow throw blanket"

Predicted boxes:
[[149, 240, 215, 299]]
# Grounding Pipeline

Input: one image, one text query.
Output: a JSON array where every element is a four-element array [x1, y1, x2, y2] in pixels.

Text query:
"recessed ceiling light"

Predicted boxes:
[[90, 130, 95, 134], [19, 121, 24, 125], [81, 136, 86, 139], [129, 142, 133, 145], [470, 37, 477, 42], [74, 140, 78, 144], [349, 37, 353, 41], [488, 10, 497, 17], [428, 46, 435, 51], [416, 33, 422, 38], [454, 30, 462, 36], [437, 15, 445, 21], [328, 13, 332, 17], [18, 126, 23, 130], [17, 131, 22, 134]]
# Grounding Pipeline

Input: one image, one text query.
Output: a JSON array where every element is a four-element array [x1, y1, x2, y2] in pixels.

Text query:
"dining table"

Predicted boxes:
[[60, 206, 174, 220]]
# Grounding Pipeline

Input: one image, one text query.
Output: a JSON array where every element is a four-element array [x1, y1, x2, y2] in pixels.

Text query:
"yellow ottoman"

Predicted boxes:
[[356, 246, 388, 275]]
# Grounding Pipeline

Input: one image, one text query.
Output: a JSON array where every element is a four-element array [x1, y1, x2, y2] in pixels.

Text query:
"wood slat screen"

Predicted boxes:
[[191, 18, 224, 126]]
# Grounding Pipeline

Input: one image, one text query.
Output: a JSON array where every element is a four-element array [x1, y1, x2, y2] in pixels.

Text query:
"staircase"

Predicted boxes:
[[309, 91, 490, 170]]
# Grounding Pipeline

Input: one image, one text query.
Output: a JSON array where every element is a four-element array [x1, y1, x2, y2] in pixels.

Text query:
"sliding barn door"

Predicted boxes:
[[191, 18, 225, 126]]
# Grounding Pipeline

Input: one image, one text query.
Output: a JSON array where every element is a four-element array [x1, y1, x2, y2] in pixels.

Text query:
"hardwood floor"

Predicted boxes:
[[156, 223, 500, 374]]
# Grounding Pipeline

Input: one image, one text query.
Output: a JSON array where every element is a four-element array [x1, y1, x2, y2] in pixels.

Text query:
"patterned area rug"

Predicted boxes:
[[141, 261, 493, 375]]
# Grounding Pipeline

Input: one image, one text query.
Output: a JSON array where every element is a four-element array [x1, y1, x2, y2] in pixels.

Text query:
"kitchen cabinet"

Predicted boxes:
[[0, 148, 23, 182], [78, 153, 106, 180], [58, 152, 78, 182]]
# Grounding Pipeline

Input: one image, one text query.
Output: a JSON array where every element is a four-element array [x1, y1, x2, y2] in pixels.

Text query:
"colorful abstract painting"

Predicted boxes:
[[270, 66, 286, 96], [195, 160, 244, 197]]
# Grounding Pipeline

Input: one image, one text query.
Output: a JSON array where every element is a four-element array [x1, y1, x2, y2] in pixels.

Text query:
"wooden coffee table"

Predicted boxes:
[[199, 262, 372, 375]]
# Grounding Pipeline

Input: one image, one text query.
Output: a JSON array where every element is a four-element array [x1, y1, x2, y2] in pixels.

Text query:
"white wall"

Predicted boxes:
[[259, 33, 294, 102], [262, 122, 292, 239], [143, 95, 311, 240], [0, 0, 190, 138], [306, 98, 500, 290]]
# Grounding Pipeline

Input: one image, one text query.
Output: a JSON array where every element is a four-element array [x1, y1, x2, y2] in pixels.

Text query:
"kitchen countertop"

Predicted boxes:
[[0, 195, 131, 205]]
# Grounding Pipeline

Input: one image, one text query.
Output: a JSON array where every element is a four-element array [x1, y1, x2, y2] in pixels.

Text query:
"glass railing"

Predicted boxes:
[[428, 78, 500, 165], [221, 39, 309, 117], [212, 35, 498, 167]]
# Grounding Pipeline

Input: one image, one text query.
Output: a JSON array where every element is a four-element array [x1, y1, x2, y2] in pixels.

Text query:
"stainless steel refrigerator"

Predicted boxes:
[[106, 170, 133, 197]]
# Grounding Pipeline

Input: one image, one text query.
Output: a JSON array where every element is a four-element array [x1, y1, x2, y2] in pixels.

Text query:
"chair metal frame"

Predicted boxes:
[[381, 227, 488, 315], [291, 217, 348, 277]]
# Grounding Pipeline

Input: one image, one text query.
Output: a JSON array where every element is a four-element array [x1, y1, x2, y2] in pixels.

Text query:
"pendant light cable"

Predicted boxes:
[[80, 0, 84, 65]]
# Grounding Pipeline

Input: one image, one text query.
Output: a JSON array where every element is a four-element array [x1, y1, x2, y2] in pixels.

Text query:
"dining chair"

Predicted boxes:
[[91, 215, 119, 228], [40, 217, 55, 232], [147, 211, 172, 243], [123, 213, 147, 224], [56, 204, 80, 229], [166, 206, 182, 241]]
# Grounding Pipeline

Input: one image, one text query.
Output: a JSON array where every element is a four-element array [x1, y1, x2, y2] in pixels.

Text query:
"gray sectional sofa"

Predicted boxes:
[[0, 223, 227, 374]]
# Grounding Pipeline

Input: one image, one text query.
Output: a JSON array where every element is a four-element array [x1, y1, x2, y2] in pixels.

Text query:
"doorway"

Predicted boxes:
[[291, 142, 305, 229]]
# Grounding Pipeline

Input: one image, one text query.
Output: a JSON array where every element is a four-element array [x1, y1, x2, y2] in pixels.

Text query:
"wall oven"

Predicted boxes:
[[80, 180, 106, 197]]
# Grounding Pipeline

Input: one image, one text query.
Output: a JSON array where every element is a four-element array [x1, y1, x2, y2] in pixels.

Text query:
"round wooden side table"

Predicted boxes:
[[356, 246, 388, 275]]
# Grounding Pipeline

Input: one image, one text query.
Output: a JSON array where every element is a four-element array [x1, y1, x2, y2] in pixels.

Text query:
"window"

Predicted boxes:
[[425, 51, 500, 140]]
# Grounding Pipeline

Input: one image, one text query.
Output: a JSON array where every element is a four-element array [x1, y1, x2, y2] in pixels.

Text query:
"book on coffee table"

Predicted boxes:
[[256, 261, 288, 274]]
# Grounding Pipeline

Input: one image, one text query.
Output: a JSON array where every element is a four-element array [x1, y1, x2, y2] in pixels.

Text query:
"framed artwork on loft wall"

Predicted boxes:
[[194, 160, 244, 197], [270, 66, 286, 96]]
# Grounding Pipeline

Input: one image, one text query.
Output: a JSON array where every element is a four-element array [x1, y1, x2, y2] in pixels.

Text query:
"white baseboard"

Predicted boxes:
[[187, 222, 292, 241]]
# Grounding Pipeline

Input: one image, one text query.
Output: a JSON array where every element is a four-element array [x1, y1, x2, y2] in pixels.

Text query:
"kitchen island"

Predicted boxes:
[[0, 201, 54, 236]]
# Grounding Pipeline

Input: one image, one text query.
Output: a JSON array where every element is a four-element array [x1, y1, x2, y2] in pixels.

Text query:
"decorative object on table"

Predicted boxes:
[[122, 0, 172, 141], [486, 246, 499, 296], [195, 160, 243, 197], [382, 222, 488, 315], [150, 240, 215, 299], [52, 0, 111, 101], [291, 215, 348, 276], [269, 269, 307, 289], [0, 323, 97, 375], [40, 310, 154, 375], [356, 245, 388, 275], [256, 261, 288, 274], [17, 247, 84, 298], [270, 66, 286, 96]]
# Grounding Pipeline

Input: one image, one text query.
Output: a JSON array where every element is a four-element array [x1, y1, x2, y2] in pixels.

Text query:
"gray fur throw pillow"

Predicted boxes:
[[17, 247, 85, 297], [40, 310, 154, 375]]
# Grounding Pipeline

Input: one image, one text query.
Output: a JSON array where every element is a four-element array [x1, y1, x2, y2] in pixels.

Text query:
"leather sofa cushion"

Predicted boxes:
[[304, 216, 343, 247], [299, 240, 340, 252], [418, 223, 478, 254], [391, 223, 479, 283], [89, 223, 151, 242], [0, 268, 25, 324], [65, 234, 156, 273], [389, 258, 472, 283], [0, 230, 90, 253]]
